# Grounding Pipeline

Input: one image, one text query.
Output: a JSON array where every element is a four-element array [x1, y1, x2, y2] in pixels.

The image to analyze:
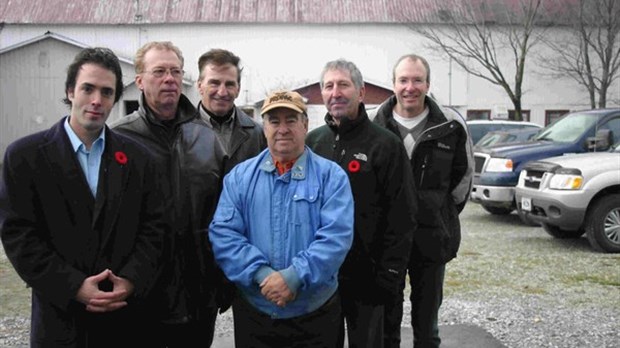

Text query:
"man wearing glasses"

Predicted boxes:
[[110, 41, 226, 348]]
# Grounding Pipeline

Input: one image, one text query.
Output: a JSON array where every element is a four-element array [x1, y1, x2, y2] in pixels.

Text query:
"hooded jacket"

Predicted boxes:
[[373, 95, 474, 263], [110, 93, 226, 322], [306, 104, 417, 303]]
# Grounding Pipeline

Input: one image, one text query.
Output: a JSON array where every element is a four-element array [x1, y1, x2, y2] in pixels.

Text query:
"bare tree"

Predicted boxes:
[[539, 0, 620, 108], [404, 0, 548, 121]]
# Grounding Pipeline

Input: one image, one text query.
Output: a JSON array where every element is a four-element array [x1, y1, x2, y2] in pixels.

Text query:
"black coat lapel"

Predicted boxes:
[[40, 118, 95, 213]]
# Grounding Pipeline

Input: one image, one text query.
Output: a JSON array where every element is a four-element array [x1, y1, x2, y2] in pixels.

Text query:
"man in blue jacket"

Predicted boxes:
[[209, 90, 354, 347]]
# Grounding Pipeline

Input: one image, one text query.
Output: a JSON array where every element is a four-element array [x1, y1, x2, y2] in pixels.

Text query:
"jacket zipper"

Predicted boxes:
[[419, 154, 428, 187], [333, 134, 346, 163]]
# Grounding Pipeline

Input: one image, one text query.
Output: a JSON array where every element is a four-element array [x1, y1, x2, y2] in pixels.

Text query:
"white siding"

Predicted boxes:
[[0, 38, 137, 159], [1, 22, 619, 161]]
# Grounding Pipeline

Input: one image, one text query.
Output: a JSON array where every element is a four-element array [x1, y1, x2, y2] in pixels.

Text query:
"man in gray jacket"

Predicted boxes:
[[110, 41, 226, 348], [196, 48, 266, 174], [373, 54, 474, 348]]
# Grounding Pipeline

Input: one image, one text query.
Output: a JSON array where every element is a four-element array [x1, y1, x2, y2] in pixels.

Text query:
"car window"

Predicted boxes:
[[475, 132, 503, 147], [535, 113, 599, 143], [470, 124, 520, 144], [468, 124, 496, 144], [598, 117, 620, 145]]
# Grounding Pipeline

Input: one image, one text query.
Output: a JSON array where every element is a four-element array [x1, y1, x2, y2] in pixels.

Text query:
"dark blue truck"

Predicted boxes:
[[470, 108, 620, 223]]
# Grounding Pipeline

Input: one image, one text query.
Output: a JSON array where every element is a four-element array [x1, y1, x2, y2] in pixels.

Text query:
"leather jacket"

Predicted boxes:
[[110, 93, 226, 322], [196, 103, 266, 174]]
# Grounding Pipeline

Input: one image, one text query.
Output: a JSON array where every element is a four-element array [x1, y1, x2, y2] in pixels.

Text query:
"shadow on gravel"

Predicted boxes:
[[473, 211, 530, 228], [541, 235, 595, 251], [212, 325, 507, 348]]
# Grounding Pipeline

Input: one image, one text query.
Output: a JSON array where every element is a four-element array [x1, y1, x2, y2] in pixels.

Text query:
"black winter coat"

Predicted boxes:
[[373, 96, 473, 264], [306, 104, 417, 304]]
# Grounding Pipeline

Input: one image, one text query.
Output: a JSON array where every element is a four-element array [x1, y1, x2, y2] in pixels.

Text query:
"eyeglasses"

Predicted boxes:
[[144, 68, 184, 78]]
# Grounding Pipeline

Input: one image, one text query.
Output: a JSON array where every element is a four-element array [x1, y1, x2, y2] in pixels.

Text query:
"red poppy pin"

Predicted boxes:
[[348, 160, 360, 173], [115, 151, 128, 165]]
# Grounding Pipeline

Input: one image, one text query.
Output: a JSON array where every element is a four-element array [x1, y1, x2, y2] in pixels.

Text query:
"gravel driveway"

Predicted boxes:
[[2, 203, 619, 347]]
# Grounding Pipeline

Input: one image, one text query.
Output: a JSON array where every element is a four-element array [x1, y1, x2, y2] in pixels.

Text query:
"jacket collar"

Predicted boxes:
[[196, 103, 259, 130], [138, 92, 197, 127], [375, 95, 448, 129], [325, 103, 370, 137], [259, 148, 308, 181]]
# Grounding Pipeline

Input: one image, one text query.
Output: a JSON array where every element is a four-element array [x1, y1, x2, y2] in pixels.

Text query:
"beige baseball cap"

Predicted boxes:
[[261, 90, 307, 116]]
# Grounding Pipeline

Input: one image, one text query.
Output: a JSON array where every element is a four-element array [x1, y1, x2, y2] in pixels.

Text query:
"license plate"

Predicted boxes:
[[521, 197, 532, 212]]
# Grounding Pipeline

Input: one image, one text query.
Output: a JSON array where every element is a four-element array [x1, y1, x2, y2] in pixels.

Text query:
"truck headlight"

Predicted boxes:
[[549, 174, 583, 190], [485, 158, 514, 172]]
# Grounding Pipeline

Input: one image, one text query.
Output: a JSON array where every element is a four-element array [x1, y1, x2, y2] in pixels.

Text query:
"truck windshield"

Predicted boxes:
[[534, 113, 598, 143]]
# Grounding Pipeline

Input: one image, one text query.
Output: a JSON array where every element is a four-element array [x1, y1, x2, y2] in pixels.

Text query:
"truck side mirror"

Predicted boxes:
[[586, 129, 612, 151]]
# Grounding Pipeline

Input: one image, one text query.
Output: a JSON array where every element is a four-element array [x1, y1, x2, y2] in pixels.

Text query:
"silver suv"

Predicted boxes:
[[515, 143, 620, 253]]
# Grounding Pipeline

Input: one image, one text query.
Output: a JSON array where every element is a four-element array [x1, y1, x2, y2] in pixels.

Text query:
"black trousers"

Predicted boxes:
[[154, 308, 218, 348], [232, 292, 342, 348], [384, 262, 445, 348], [338, 289, 384, 348], [31, 300, 157, 348]]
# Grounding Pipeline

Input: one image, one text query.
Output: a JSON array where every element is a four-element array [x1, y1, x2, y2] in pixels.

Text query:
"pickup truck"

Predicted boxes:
[[514, 144, 620, 252], [470, 108, 620, 224]]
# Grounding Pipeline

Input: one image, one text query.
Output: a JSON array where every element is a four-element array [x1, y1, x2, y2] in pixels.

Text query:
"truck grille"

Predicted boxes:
[[474, 154, 489, 174], [522, 169, 545, 189]]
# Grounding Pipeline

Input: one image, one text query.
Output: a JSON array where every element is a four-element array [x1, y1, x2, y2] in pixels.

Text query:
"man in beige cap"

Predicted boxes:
[[209, 90, 354, 347]]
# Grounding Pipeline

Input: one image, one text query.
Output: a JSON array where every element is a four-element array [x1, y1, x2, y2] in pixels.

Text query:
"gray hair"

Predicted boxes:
[[320, 59, 364, 90]]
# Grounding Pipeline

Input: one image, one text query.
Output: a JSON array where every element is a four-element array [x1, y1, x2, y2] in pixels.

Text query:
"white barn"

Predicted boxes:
[[1, 0, 618, 162]]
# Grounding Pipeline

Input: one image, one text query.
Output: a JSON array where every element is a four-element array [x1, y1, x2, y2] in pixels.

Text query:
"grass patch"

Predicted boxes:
[[521, 285, 547, 295], [564, 274, 620, 287]]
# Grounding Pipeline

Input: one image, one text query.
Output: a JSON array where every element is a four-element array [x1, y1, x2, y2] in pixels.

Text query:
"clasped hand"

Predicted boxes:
[[260, 272, 295, 308], [76, 269, 134, 313]]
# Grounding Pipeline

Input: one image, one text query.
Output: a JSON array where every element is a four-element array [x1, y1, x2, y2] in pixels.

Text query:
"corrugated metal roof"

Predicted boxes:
[[0, 0, 572, 25], [0, 31, 197, 85]]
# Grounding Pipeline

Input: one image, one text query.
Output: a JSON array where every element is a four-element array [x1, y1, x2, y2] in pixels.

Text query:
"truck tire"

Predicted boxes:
[[482, 205, 514, 215], [585, 194, 620, 253], [542, 223, 584, 239]]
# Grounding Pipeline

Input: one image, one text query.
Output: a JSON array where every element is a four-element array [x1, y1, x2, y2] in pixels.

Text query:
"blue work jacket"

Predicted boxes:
[[209, 147, 353, 319]]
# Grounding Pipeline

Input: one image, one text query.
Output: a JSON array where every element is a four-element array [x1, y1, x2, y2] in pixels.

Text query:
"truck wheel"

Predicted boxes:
[[542, 223, 584, 239], [585, 194, 620, 253], [482, 205, 514, 215]]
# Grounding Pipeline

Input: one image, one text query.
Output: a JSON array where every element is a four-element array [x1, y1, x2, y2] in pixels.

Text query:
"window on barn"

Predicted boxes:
[[467, 110, 491, 120], [545, 109, 570, 126], [508, 109, 531, 122]]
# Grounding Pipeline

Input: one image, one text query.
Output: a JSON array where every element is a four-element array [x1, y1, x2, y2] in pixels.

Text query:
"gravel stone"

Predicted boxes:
[[2, 203, 619, 347]]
